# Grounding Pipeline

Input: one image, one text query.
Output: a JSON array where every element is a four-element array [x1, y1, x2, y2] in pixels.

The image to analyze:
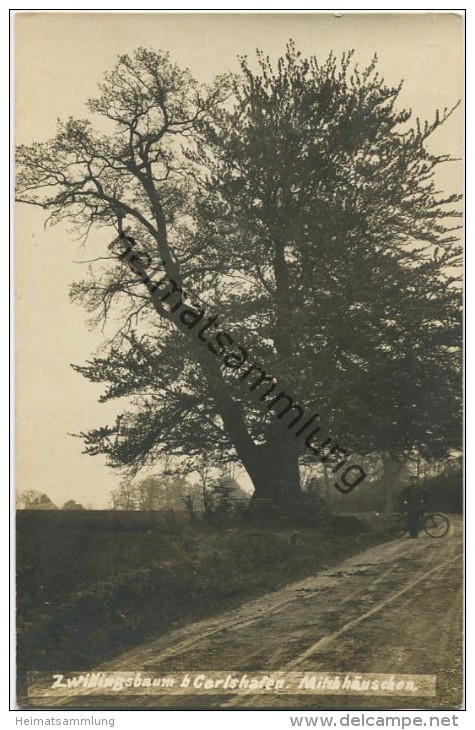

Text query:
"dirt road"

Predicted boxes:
[[27, 517, 463, 710]]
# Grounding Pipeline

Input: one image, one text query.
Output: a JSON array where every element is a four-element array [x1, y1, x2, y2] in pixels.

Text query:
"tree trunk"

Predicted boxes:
[[252, 449, 301, 505], [248, 426, 303, 510]]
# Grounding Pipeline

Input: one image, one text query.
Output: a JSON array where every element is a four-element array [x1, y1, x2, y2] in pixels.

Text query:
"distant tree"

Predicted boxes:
[[134, 476, 162, 510], [210, 467, 252, 515], [17, 490, 54, 509], [211, 481, 236, 515], [17, 489, 39, 508], [195, 461, 216, 516], [110, 479, 139, 510], [222, 475, 251, 502], [181, 493, 197, 521], [62, 500, 85, 510], [111, 473, 196, 510], [136, 474, 192, 510]]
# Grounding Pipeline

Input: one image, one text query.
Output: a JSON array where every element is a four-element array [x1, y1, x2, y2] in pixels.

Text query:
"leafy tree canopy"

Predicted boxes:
[[16, 44, 462, 506]]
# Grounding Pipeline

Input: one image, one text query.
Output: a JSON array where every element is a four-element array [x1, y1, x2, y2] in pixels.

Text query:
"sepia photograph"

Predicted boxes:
[[14, 10, 463, 711]]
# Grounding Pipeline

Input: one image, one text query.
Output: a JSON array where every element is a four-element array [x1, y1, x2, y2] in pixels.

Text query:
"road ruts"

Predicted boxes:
[[26, 516, 463, 710]]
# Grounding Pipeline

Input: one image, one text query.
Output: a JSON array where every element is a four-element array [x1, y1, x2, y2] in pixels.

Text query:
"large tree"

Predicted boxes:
[[16, 45, 462, 508]]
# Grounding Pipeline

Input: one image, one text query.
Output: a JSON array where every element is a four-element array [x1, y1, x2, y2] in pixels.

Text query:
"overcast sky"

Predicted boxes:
[[15, 11, 463, 508]]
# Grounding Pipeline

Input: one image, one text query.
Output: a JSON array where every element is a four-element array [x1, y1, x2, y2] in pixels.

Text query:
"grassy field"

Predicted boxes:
[[16, 511, 390, 684]]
